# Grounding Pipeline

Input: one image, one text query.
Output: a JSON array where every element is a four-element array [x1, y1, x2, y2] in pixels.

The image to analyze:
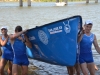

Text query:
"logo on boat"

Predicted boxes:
[[48, 26, 62, 34], [38, 30, 48, 45], [63, 21, 71, 34]]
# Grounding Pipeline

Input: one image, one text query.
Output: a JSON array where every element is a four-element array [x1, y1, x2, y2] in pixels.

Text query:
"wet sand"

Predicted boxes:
[[4, 62, 38, 75]]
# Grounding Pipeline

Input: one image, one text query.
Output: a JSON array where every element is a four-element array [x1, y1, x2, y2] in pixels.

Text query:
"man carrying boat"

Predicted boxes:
[[0, 26, 14, 75], [9, 26, 32, 75]]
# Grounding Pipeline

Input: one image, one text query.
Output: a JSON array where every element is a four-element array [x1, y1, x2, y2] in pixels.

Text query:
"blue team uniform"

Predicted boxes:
[[12, 37, 29, 66], [79, 33, 94, 64], [1, 36, 14, 61]]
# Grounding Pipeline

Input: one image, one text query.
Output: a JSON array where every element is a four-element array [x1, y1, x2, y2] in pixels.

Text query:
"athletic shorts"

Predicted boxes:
[[79, 52, 94, 64], [2, 52, 13, 61], [13, 55, 29, 66]]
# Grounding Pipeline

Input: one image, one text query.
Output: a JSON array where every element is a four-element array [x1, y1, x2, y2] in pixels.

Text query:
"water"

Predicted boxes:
[[0, 2, 100, 37], [0, 1, 100, 75]]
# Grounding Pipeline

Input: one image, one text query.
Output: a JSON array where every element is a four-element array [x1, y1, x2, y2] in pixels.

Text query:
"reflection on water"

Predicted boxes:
[[0, 1, 100, 74]]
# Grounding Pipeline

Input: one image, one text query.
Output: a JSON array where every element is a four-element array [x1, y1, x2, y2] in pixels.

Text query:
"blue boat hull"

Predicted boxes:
[[26, 15, 82, 66]]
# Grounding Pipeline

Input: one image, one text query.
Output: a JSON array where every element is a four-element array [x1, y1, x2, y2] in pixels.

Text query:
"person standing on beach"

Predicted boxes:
[[9, 26, 32, 75], [78, 20, 100, 75], [67, 21, 81, 75], [67, 38, 81, 75], [0, 26, 14, 75], [67, 39, 80, 75]]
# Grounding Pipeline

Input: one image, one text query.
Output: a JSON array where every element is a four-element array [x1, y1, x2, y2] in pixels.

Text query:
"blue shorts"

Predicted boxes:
[[2, 52, 13, 61], [13, 55, 29, 66], [79, 52, 94, 64]]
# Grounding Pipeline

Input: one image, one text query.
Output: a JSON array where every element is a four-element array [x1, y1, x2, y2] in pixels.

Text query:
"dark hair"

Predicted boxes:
[[15, 26, 22, 32]]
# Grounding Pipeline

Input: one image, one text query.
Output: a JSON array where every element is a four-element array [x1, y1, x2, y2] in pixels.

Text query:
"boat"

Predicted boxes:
[[55, 2, 67, 6], [26, 15, 82, 66]]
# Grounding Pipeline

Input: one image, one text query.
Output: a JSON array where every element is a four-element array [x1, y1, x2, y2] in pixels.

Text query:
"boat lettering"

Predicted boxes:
[[48, 26, 62, 34]]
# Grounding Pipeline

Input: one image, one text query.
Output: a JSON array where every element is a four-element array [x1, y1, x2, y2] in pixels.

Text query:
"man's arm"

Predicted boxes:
[[0, 36, 8, 46], [77, 29, 85, 43], [24, 34, 32, 49], [93, 34, 100, 54], [9, 29, 27, 40]]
